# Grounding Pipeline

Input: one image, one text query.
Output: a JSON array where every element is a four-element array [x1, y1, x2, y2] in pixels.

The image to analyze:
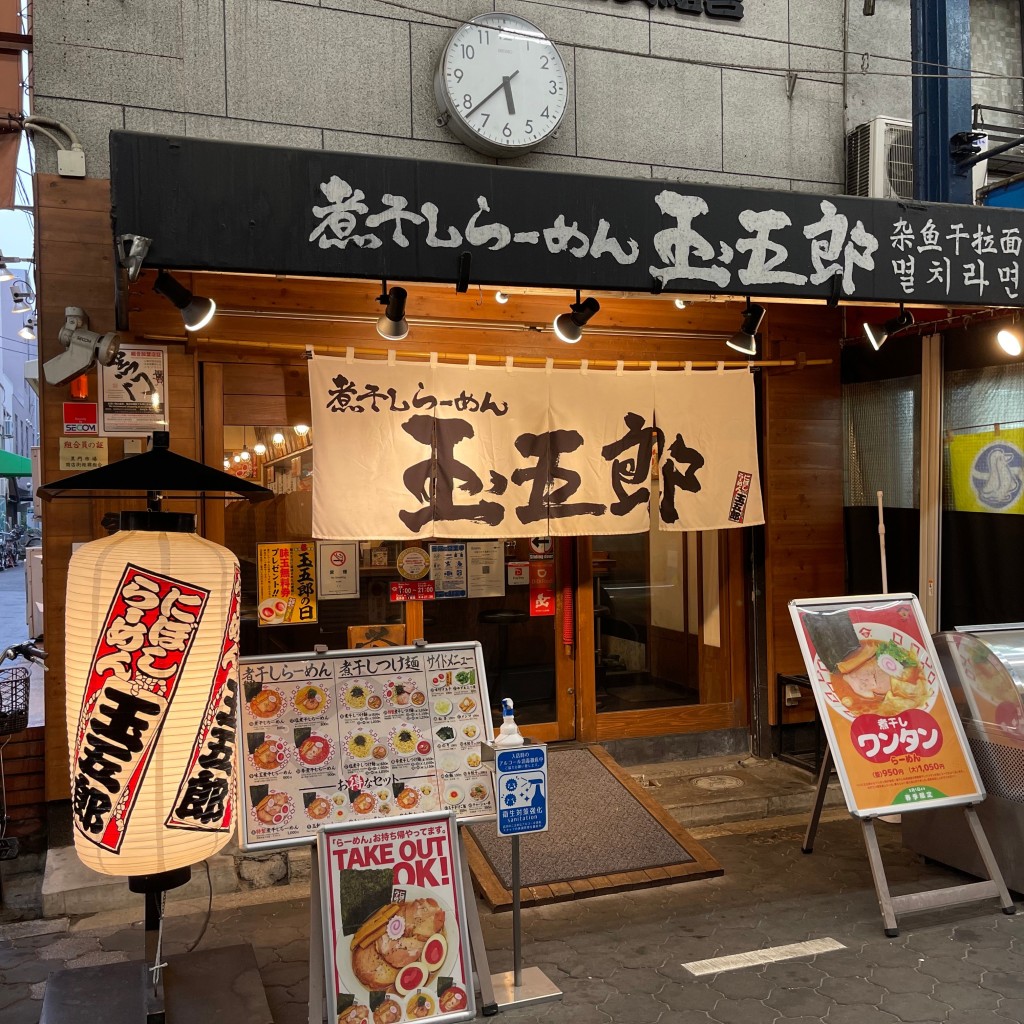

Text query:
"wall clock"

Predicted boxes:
[[433, 13, 568, 158]]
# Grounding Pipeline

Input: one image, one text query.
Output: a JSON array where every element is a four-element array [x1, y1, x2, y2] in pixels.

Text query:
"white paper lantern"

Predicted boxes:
[[65, 512, 241, 876]]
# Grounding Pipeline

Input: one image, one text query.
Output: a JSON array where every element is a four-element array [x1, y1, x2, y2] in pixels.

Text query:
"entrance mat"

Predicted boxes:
[[465, 745, 722, 910]]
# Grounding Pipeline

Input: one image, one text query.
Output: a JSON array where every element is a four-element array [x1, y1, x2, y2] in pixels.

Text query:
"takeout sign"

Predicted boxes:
[[330, 834, 452, 888]]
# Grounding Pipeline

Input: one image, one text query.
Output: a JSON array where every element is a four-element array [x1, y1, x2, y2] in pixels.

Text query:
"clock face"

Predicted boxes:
[[435, 13, 568, 157]]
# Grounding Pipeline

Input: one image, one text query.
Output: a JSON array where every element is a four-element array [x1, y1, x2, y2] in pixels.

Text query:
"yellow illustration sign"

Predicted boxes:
[[948, 428, 1024, 514], [257, 543, 318, 626]]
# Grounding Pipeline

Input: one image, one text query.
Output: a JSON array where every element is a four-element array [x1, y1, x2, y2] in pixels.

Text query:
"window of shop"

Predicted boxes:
[[940, 328, 1024, 627]]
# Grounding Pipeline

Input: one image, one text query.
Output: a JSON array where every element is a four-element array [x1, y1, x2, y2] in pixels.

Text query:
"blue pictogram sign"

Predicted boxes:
[[495, 745, 548, 837]]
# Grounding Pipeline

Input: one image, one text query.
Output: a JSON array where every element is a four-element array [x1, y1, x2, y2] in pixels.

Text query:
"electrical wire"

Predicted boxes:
[[363, 0, 1024, 85], [184, 859, 214, 953]]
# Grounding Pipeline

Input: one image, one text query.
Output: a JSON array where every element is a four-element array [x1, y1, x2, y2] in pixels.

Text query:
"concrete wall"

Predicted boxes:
[[29, 0, 900, 196]]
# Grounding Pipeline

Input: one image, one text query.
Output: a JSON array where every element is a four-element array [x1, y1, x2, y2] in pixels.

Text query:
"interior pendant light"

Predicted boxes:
[[153, 270, 217, 332], [223, 458, 230, 469], [553, 290, 600, 344], [293, 423, 310, 437], [997, 327, 1023, 356], [376, 283, 409, 340], [726, 300, 766, 356], [863, 304, 913, 351], [272, 431, 285, 445], [253, 441, 267, 456]]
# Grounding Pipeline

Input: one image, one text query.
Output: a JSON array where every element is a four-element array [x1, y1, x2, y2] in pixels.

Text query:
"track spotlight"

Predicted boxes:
[[294, 424, 310, 437], [673, 298, 688, 310], [153, 270, 216, 331], [18, 315, 36, 341], [376, 285, 409, 340], [726, 301, 766, 356], [10, 280, 33, 314], [997, 327, 1023, 356], [495, 291, 510, 304], [253, 441, 267, 456], [863, 304, 913, 351], [272, 431, 285, 445], [553, 291, 600, 344], [0, 257, 13, 283]]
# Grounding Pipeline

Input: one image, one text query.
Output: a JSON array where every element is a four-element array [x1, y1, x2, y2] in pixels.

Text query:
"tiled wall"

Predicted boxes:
[[970, 0, 1024, 113], [30, 0, 914, 196]]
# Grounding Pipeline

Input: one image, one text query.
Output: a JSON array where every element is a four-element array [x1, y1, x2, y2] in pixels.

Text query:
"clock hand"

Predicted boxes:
[[466, 70, 520, 117], [502, 75, 516, 116]]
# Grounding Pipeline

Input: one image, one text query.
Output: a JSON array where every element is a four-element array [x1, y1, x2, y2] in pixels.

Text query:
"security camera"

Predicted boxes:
[[43, 306, 121, 386]]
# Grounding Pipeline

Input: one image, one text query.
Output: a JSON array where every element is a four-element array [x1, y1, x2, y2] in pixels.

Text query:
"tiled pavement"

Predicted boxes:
[[3, 813, 1023, 1023]]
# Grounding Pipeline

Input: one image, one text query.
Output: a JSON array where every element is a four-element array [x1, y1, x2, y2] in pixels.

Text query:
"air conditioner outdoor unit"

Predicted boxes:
[[845, 116, 914, 200]]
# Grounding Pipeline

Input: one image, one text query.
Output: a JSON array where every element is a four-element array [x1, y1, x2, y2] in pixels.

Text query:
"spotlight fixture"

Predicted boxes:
[[10, 280, 33, 314], [18, 315, 36, 341], [997, 327, 1023, 357], [153, 270, 216, 332], [0, 256, 13, 283], [673, 298, 688, 310], [553, 290, 601, 344], [863, 304, 913, 351], [272, 431, 285, 445], [495, 291, 510, 304], [253, 441, 267, 456], [293, 424, 310, 437], [376, 284, 409, 340], [116, 234, 152, 283], [726, 300, 766, 356]]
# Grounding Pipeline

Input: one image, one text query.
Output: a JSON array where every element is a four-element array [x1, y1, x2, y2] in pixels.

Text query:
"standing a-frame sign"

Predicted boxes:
[[790, 593, 1015, 935]]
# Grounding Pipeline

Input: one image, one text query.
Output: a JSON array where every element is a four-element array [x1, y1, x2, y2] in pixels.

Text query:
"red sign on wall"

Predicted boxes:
[[529, 561, 555, 617], [63, 402, 98, 435], [390, 580, 436, 602]]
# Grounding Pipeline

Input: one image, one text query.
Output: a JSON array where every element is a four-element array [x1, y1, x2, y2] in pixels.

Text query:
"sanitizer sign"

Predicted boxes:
[[495, 745, 548, 836]]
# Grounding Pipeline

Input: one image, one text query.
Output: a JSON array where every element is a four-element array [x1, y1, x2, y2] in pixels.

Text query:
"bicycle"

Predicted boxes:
[[0, 639, 46, 865]]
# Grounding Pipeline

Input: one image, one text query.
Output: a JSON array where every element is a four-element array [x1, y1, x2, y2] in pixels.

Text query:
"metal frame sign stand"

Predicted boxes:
[[790, 594, 1016, 936], [487, 741, 563, 1010]]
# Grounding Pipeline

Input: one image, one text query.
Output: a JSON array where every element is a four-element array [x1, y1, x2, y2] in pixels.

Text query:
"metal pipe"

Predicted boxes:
[[511, 835, 522, 988]]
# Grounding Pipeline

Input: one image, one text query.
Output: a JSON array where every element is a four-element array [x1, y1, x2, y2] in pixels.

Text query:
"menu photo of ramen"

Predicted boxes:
[[293, 726, 336, 771], [247, 730, 289, 773]]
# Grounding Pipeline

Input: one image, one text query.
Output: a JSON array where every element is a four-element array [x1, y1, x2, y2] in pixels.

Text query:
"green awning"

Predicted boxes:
[[0, 449, 32, 477]]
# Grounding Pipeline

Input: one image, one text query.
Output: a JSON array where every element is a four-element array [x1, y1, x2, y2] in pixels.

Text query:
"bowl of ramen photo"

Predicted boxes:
[[250, 737, 288, 772], [296, 733, 334, 767], [252, 790, 292, 826], [249, 687, 283, 720], [344, 891, 454, 998], [304, 794, 332, 821], [293, 684, 329, 716], [825, 630, 935, 720]]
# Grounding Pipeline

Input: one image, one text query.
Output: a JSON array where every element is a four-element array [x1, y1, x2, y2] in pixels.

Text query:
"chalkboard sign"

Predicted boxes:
[[237, 642, 496, 850]]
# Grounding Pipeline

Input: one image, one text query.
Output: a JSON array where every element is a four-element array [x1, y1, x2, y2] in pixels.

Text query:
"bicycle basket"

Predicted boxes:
[[0, 667, 29, 736]]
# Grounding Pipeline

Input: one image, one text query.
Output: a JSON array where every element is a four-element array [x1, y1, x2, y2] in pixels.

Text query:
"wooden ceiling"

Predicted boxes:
[[125, 270, 850, 365]]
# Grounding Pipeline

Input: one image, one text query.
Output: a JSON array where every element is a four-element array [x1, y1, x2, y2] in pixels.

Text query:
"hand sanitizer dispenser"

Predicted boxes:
[[493, 697, 525, 748]]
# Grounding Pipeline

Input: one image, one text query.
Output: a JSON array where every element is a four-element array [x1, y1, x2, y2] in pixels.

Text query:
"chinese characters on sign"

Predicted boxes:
[[789, 595, 984, 818], [71, 565, 210, 851], [316, 541, 360, 599], [59, 436, 108, 471], [310, 357, 764, 540], [99, 346, 168, 436], [257, 543, 318, 626], [113, 134, 1024, 308], [166, 565, 241, 832], [496, 745, 549, 836]]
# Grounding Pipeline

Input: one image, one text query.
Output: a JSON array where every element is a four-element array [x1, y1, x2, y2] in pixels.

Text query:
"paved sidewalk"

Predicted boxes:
[[3, 813, 1022, 1024]]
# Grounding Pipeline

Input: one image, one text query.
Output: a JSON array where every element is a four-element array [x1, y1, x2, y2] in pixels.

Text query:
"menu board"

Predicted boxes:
[[790, 594, 985, 818], [237, 642, 496, 850]]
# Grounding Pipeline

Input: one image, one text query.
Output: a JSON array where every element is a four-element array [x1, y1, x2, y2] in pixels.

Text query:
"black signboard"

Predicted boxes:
[[110, 131, 1024, 308]]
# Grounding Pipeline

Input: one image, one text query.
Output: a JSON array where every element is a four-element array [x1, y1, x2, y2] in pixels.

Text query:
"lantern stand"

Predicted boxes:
[[38, 433, 275, 1024]]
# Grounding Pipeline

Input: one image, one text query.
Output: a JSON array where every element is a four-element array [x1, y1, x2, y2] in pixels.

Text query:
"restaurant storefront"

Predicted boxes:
[[35, 129, 1024, 799]]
